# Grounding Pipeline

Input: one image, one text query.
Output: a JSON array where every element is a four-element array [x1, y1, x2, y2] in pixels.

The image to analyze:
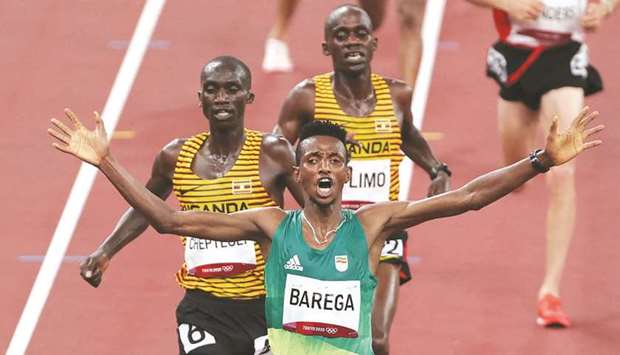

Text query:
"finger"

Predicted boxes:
[[549, 116, 559, 136], [571, 106, 590, 128], [47, 128, 70, 144], [583, 124, 605, 138], [51, 118, 72, 136], [579, 110, 599, 128], [90, 275, 102, 288], [94, 111, 103, 125], [84, 271, 101, 287], [582, 140, 603, 150], [64, 108, 82, 128], [52, 142, 72, 154]]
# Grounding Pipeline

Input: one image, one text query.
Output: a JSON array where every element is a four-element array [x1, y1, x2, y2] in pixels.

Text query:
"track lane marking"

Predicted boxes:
[[399, 0, 447, 199], [6, 1, 166, 354]]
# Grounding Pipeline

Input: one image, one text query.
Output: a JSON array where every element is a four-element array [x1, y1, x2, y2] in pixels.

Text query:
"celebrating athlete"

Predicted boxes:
[[275, 5, 450, 353], [49, 104, 602, 354]]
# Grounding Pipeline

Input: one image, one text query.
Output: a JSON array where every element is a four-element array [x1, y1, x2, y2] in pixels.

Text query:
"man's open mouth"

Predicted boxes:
[[317, 177, 333, 197], [213, 108, 233, 120], [344, 51, 364, 62]]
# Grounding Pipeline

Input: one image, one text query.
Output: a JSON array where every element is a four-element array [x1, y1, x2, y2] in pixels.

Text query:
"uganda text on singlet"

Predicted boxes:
[[265, 210, 377, 355], [313, 73, 404, 210], [173, 129, 276, 299]]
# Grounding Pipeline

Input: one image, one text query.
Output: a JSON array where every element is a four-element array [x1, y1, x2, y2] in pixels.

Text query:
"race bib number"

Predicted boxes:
[[177, 323, 216, 354], [343, 159, 391, 208], [282, 274, 361, 338], [185, 238, 257, 277], [534, 0, 583, 33], [380, 239, 404, 260]]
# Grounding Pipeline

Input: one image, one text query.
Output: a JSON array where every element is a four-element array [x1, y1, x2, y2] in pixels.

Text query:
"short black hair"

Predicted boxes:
[[295, 120, 349, 165], [200, 56, 252, 89]]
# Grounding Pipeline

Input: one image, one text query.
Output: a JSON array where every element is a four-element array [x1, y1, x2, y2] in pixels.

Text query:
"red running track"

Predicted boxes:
[[2, 1, 619, 354]]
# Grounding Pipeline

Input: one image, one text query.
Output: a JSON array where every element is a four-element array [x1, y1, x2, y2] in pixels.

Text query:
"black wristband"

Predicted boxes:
[[529, 149, 550, 173], [430, 163, 452, 179]]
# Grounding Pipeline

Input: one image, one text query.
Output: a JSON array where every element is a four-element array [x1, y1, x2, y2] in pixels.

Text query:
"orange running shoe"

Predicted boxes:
[[537, 294, 572, 328]]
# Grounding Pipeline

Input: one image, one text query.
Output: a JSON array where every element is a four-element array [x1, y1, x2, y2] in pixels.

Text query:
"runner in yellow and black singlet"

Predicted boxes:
[[79, 56, 303, 355], [275, 5, 451, 354], [174, 129, 273, 300]]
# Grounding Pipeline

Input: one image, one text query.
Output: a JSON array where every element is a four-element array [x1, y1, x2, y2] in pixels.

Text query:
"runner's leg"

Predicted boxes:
[[537, 86, 584, 298], [371, 262, 400, 355], [397, 0, 425, 87]]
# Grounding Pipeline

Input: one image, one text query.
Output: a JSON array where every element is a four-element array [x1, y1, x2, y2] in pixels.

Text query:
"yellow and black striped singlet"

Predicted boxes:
[[173, 129, 276, 299], [313, 73, 404, 205]]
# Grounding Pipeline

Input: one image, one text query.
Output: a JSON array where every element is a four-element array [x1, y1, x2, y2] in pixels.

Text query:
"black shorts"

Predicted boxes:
[[379, 230, 412, 285], [486, 40, 603, 110], [176, 290, 270, 355]]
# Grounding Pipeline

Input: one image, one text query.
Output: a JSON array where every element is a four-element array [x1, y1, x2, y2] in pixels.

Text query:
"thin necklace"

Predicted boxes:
[[301, 211, 346, 245]]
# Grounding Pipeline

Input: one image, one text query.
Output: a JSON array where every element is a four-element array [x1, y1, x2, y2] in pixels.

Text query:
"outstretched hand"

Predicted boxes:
[[48, 109, 109, 166], [544, 106, 604, 167]]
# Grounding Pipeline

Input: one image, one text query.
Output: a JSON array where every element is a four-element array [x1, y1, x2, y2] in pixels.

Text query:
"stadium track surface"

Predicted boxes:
[[2, 1, 619, 353]]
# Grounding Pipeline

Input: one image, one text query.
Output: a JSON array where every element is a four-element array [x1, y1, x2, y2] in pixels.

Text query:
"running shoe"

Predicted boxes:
[[536, 294, 572, 328], [262, 38, 293, 73]]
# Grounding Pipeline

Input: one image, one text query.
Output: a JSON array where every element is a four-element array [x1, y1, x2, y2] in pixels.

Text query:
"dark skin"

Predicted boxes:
[[274, 6, 450, 354], [79, 57, 304, 287], [51, 107, 602, 272], [50, 107, 602, 352]]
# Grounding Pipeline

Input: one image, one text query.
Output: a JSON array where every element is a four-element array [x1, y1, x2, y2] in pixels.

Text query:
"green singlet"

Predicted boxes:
[[265, 210, 377, 355]]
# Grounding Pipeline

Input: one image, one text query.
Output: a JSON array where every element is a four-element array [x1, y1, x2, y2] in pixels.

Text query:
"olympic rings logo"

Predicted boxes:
[[222, 265, 234, 272], [326, 327, 338, 335]]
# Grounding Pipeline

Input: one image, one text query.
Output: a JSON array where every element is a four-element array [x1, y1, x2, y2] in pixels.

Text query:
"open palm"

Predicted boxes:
[[48, 108, 109, 166], [544, 106, 604, 166]]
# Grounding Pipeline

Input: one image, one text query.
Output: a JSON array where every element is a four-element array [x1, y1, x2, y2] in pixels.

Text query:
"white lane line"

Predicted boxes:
[[6, 1, 166, 354], [399, 0, 447, 200]]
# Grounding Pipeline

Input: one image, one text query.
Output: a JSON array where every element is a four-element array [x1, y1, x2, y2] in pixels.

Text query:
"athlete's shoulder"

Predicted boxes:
[[380, 77, 413, 108], [157, 132, 206, 169], [289, 78, 316, 97], [155, 138, 184, 165], [282, 79, 317, 117], [381, 76, 411, 94], [260, 133, 295, 164]]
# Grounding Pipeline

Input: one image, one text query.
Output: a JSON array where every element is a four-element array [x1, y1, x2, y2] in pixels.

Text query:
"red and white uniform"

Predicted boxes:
[[494, 0, 588, 47]]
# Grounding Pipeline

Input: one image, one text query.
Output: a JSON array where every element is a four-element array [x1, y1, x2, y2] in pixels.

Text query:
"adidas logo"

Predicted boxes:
[[284, 255, 304, 271]]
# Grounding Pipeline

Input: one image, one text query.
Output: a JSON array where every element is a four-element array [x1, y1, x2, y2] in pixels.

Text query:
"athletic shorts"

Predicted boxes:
[[486, 40, 603, 110], [379, 230, 412, 285], [176, 290, 270, 355]]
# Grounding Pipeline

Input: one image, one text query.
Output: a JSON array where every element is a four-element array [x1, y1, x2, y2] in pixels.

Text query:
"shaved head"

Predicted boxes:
[[200, 56, 252, 89], [324, 4, 373, 39]]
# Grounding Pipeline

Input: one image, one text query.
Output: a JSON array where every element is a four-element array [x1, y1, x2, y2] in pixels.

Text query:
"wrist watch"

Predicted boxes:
[[430, 163, 452, 179], [529, 149, 550, 173]]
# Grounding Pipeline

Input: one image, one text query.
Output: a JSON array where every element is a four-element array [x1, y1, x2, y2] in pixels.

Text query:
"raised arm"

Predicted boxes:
[[362, 107, 603, 242], [48, 109, 276, 243], [392, 82, 451, 196]]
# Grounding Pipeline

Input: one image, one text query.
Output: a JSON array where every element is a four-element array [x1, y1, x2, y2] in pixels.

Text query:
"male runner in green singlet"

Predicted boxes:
[[77, 56, 303, 355], [49, 108, 603, 354], [275, 6, 450, 353]]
